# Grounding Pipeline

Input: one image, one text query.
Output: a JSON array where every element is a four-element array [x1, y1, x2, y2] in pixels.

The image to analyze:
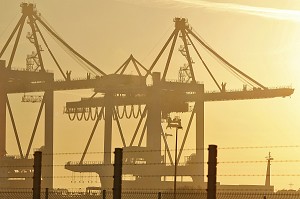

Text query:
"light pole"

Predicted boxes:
[[164, 133, 173, 164], [167, 116, 183, 199], [164, 133, 172, 181]]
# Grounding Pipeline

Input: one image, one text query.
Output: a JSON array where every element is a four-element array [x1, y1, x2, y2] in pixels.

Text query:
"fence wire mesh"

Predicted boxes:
[[1, 190, 300, 199]]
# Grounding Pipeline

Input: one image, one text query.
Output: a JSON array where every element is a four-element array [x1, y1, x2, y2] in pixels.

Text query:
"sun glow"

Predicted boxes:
[[175, 0, 300, 22]]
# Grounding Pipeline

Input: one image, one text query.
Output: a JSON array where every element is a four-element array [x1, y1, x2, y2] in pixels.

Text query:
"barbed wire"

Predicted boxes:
[[218, 145, 300, 150], [3, 145, 300, 193], [3, 173, 300, 179], [7, 148, 206, 157], [218, 160, 300, 164], [7, 145, 300, 157], [3, 158, 300, 168]]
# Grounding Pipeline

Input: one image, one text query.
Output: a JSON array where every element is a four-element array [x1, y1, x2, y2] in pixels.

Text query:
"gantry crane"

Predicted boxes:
[[0, 3, 293, 191], [64, 18, 293, 190], [0, 3, 110, 189]]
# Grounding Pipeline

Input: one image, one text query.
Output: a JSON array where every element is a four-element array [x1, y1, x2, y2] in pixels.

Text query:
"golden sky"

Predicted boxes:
[[0, 0, 300, 190]]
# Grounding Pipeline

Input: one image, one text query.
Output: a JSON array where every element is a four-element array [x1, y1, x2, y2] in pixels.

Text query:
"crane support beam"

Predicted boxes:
[[146, 72, 161, 183], [104, 94, 113, 164], [80, 112, 102, 164], [129, 106, 147, 146], [65, 87, 294, 109], [131, 57, 142, 76], [7, 15, 26, 69], [7, 97, 24, 158], [162, 29, 179, 81], [28, 15, 45, 72], [204, 88, 294, 101], [65, 162, 197, 176], [34, 22, 67, 80], [44, 89, 54, 188], [33, 14, 106, 76], [186, 28, 267, 89], [0, 16, 24, 58], [5, 73, 146, 93], [195, 86, 205, 185], [25, 98, 45, 159], [2, 69, 53, 83], [0, 82, 6, 157], [180, 29, 196, 83], [185, 31, 222, 91], [113, 108, 127, 147]]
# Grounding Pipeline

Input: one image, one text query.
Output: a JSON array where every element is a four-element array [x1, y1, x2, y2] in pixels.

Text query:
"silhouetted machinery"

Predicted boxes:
[[0, 3, 106, 189], [0, 3, 294, 191], [64, 18, 293, 190]]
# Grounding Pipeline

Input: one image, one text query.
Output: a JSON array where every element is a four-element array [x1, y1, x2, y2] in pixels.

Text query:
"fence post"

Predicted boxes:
[[45, 188, 48, 199], [103, 189, 106, 199], [33, 151, 42, 199], [207, 145, 217, 199], [113, 148, 123, 199], [158, 192, 162, 199]]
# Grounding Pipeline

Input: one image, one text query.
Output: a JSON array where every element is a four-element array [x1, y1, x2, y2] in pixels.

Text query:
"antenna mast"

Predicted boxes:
[[265, 152, 274, 187]]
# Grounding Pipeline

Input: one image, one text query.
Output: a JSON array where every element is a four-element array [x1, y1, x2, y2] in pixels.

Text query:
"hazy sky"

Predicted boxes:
[[1, 0, 300, 190]]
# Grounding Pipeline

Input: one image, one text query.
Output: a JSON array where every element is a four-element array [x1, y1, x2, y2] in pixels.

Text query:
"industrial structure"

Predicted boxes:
[[0, 3, 294, 191], [63, 18, 293, 190], [0, 3, 106, 189]]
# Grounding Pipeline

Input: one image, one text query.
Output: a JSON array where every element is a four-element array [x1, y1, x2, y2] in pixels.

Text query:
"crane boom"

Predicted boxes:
[[64, 79, 294, 110]]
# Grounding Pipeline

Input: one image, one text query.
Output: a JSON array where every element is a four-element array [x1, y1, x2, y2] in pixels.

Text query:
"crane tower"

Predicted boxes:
[[64, 18, 293, 190]]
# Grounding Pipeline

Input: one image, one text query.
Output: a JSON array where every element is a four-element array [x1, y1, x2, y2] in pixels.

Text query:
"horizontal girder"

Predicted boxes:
[[65, 161, 195, 176], [4, 73, 147, 93], [65, 86, 294, 110], [3, 69, 293, 105]]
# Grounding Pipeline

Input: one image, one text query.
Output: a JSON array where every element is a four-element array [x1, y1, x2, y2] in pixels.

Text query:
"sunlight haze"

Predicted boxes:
[[0, 0, 299, 192]]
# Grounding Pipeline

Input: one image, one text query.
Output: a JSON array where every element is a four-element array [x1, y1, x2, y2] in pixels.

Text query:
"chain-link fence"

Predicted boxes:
[[1, 190, 300, 199], [3, 146, 300, 198]]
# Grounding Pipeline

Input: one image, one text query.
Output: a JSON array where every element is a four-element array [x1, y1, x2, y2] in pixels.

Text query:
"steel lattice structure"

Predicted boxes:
[[0, 4, 294, 190]]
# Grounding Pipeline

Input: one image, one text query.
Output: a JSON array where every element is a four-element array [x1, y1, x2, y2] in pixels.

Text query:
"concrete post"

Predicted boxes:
[[33, 151, 42, 199], [207, 145, 217, 199], [113, 148, 123, 199], [102, 189, 106, 199]]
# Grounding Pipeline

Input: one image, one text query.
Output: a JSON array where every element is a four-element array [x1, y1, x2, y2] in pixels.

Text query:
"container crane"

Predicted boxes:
[[0, 3, 108, 189], [64, 18, 293, 190]]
